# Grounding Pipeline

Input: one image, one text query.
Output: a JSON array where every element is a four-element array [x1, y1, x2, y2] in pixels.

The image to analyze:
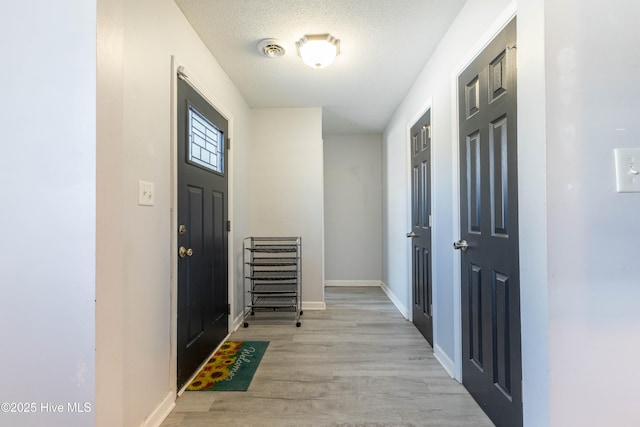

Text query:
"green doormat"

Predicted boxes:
[[187, 341, 269, 391]]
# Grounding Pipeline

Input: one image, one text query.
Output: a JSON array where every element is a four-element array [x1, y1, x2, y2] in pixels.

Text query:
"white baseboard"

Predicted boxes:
[[434, 343, 456, 379], [380, 281, 410, 319], [142, 391, 175, 427], [325, 280, 382, 287], [302, 301, 326, 310], [231, 311, 245, 332]]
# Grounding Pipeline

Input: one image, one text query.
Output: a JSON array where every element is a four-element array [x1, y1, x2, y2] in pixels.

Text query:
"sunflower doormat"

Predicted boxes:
[[187, 341, 269, 391]]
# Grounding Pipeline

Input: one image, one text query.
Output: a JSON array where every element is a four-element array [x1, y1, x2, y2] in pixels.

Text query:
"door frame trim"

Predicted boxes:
[[449, 2, 517, 383], [169, 55, 235, 395]]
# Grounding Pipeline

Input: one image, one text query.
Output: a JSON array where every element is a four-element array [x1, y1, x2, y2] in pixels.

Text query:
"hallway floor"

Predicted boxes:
[[161, 286, 494, 427]]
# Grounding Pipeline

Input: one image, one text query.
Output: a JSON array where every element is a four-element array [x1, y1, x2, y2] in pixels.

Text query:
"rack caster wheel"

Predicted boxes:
[[300, 310, 304, 316], [243, 322, 249, 328], [296, 322, 301, 327]]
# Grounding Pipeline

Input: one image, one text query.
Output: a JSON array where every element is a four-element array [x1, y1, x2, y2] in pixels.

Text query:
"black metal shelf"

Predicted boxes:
[[243, 237, 302, 327], [246, 257, 298, 267]]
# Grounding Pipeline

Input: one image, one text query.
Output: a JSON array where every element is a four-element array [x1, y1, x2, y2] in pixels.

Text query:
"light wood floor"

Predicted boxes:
[[161, 286, 494, 427]]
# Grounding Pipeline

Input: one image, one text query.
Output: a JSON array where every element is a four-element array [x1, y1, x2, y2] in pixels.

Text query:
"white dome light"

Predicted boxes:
[[296, 34, 340, 69]]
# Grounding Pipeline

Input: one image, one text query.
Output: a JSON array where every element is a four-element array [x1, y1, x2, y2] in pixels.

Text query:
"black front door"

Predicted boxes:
[[177, 76, 229, 389], [409, 109, 433, 346], [456, 18, 522, 427]]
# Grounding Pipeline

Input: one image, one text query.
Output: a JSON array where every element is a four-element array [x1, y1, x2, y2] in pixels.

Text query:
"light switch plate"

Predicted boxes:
[[138, 180, 155, 206], [614, 148, 640, 193]]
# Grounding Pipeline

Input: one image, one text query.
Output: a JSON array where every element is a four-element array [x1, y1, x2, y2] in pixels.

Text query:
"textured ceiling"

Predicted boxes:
[[174, 0, 467, 134]]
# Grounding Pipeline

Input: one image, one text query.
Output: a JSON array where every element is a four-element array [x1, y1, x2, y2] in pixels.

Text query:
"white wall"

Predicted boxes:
[[516, 0, 550, 425], [0, 1, 96, 426], [383, 0, 514, 375], [250, 108, 325, 307], [96, 0, 126, 423], [385, 0, 640, 425], [544, 0, 640, 425], [324, 134, 382, 282], [14, 0, 637, 425], [383, 0, 552, 424], [97, 0, 252, 425]]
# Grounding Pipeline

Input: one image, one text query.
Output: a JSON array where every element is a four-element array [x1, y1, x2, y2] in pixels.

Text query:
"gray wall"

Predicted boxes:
[[324, 134, 382, 282], [250, 108, 325, 307]]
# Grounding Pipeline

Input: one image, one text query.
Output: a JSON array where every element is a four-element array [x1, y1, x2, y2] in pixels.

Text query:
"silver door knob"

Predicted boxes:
[[453, 240, 469, 251], [406, 232, 419, 238], [178, 246, 193, 258]]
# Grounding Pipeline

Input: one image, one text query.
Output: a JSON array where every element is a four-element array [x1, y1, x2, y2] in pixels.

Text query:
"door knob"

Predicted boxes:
[[178, 246, 193, 258], [453, 240, 469, 251], [406, 232, 419, 238]]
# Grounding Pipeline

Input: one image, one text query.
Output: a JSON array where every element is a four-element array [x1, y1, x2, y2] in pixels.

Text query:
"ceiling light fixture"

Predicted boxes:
[[296, 34, 340, 69]]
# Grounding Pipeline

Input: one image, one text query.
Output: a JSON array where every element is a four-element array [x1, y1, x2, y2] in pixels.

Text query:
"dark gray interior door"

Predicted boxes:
[[409, 109, 433, 346], [177, 76, 229, 389], [456, 18, 522, 427]]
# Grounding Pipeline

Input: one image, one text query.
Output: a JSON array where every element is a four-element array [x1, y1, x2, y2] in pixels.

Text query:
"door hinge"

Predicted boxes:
[[227, 304, 231, 315], [227, 220, 231, 232], [429, 215, 432, 227], [226, 137, 231, 150]]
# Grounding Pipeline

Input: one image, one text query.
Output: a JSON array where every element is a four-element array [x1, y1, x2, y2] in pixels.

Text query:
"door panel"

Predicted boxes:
[[457, 18, 522, 427], [210, 190, 227, 337], [466, 132, 482, 233], [410, 109, 433, 346], [186, 185, 205, 346], [492, 271, 511, 396], [468, 263, 483, 370], [490, 117, 509, 236], [177, 77, 228, 389]]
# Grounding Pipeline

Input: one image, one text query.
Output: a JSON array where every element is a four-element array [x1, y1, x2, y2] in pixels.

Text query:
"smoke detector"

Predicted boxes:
[[257, 39, 286, 58]]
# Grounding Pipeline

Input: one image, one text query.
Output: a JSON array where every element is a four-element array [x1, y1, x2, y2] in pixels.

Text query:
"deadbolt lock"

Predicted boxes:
[[179, 225, 187, 235]]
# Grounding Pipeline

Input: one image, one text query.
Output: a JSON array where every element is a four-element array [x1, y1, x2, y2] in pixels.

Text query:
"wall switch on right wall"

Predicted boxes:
[[614, 148, 640, 193]]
